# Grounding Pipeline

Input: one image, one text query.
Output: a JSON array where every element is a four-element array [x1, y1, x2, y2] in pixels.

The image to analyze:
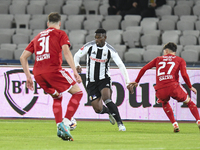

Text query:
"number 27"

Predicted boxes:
[[157, 62, 175, 76]]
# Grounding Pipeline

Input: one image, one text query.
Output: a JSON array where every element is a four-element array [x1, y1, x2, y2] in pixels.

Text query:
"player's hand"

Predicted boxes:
[[26, 77, 34, 91], [74, 72, 82, 84], [190, 87, 197, 94], [127, 82, 138, 94], [76, 66, 82, 73]]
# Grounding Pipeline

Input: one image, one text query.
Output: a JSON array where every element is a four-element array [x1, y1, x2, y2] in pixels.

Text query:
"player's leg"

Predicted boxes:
[[87, 80, 115, 125], [91, 97, 109, 113], [156, 87, 179, 132], [35, 75, 63, 124], [173, 84, 200, 130], [50, 91, 63, 125], [86, 81, 110, 114], [101, 87, 125, 131], [34, 74, 70, 140], [183, 96, 200, 130], [48, 70, 82, 128], [64, 83, 83, 122], [90, 97, 116, 125], [44, 71, 81, 140], [57, 85, 82, 141], [50, 91, 72, 140], [162, 102, 179, 132]]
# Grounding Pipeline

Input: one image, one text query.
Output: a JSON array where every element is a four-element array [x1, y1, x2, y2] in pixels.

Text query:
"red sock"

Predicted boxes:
[[52, 96, 63, 124], [187, 100, 200, 121], [65, 91, 83, 120], [162, 102, 176, 124]]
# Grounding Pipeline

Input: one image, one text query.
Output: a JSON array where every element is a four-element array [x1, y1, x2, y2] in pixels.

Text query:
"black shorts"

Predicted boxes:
[[86, 78, 112, 101]]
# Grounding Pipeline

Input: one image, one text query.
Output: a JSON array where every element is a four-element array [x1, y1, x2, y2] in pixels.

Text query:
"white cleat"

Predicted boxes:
[[173, 122, 180, 133], [109, 113, 116, 125], [118, 124, 126, 131]]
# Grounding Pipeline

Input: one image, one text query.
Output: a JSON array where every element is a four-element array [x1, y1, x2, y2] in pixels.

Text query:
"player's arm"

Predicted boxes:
[[180, 59, 196, 94], [20, 50, 34, 91], [127, 58, 157, 94], [62, 44, 82, 83], [74, 45, 88, 73], [112, 52, 130, 85]]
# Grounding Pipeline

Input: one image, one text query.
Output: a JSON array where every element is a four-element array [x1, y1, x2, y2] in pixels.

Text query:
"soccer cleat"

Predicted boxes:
[[173, 122, 180, 133], [118, 124, 126, 131], [57, 129, 66, 139], [57, 122, 74, 141], [57, 129, 62, 138], [57, 127, 72, 141], [197, 120, 200, 130], [109, 113, 116, 125]]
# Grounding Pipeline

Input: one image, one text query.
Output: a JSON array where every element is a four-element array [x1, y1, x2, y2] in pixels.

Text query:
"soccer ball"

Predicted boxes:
[[69, 117, 77, 131]]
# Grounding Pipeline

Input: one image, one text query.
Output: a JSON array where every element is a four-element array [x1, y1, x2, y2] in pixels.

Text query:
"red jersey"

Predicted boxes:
[[135, 54, 192, 90], [25, 27, 70, 76]]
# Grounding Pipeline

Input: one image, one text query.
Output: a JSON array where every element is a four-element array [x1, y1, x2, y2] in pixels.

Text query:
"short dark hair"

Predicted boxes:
[[48, 12, 61, 23], [163, 42, 177, 52], [95, 28, 106, 34]]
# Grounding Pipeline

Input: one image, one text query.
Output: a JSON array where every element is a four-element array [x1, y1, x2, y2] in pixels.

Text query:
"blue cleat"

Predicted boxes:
[[57, 129, 64, 138], [57, 122, 73, 141]]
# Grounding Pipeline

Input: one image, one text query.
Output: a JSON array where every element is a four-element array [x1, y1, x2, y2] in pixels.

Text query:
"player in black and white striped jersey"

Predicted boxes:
[[74, 29, 130, 131]]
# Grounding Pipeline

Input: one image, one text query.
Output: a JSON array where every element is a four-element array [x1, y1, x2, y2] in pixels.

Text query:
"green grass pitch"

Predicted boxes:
[[0, 119, 199, 150]]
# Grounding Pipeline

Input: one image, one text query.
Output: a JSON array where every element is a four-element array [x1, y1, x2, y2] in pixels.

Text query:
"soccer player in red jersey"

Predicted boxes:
[[127, 42, 200, 132], [20, 12, 83, 141]]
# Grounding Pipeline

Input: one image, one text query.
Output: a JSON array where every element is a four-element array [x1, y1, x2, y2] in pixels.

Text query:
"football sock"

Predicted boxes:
[[53, 95, 63, 124], [105, 99, 123, 124], [99, 105, 109, 114], [64, 91, 83, 120], [63, 118, 71, 126], [186, 100, 200, 121], [162, 102, 176, 124]]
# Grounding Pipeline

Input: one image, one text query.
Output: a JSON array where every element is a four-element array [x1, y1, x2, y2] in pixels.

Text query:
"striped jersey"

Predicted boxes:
[[74, 40, 128, 82]]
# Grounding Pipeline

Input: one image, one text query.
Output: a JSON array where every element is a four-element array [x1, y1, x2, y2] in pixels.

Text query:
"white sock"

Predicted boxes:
[[172, 122, 178, 126], [63, 118, 71, 126]]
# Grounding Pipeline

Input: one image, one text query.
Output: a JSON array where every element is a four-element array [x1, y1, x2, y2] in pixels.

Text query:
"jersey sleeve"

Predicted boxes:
[[135, 58, 157, 83], [74, 44, 89, 67], [25, 40, 34, 53], [60, 31, 71, 48], [179, 59, 192, 89], [112, 51, 130, 84]]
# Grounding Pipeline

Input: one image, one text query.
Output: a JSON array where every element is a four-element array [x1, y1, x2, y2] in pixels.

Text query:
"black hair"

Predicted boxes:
[[48, 12, 61, 23], [163, 42, 177, 52], [95, 28, 106, 34]]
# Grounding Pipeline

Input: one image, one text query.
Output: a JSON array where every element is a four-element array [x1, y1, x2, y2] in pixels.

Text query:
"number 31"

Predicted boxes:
[[37, 36, 50, 55]]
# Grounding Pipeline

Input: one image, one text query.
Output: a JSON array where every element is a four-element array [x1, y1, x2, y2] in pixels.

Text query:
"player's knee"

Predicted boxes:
[[91, 102, 102, 113], [183, 96, 190, 104], [93, 107, 102, 113], [50, 91, 62, 99]]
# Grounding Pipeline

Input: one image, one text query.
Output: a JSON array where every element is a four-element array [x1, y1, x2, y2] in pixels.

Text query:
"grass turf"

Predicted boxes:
[[0, 119, 199, 150]]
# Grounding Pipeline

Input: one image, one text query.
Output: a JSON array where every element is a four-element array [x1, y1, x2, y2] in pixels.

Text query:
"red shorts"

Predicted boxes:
[[155, 83, 188, 103], [34, 69, 76, 94]]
